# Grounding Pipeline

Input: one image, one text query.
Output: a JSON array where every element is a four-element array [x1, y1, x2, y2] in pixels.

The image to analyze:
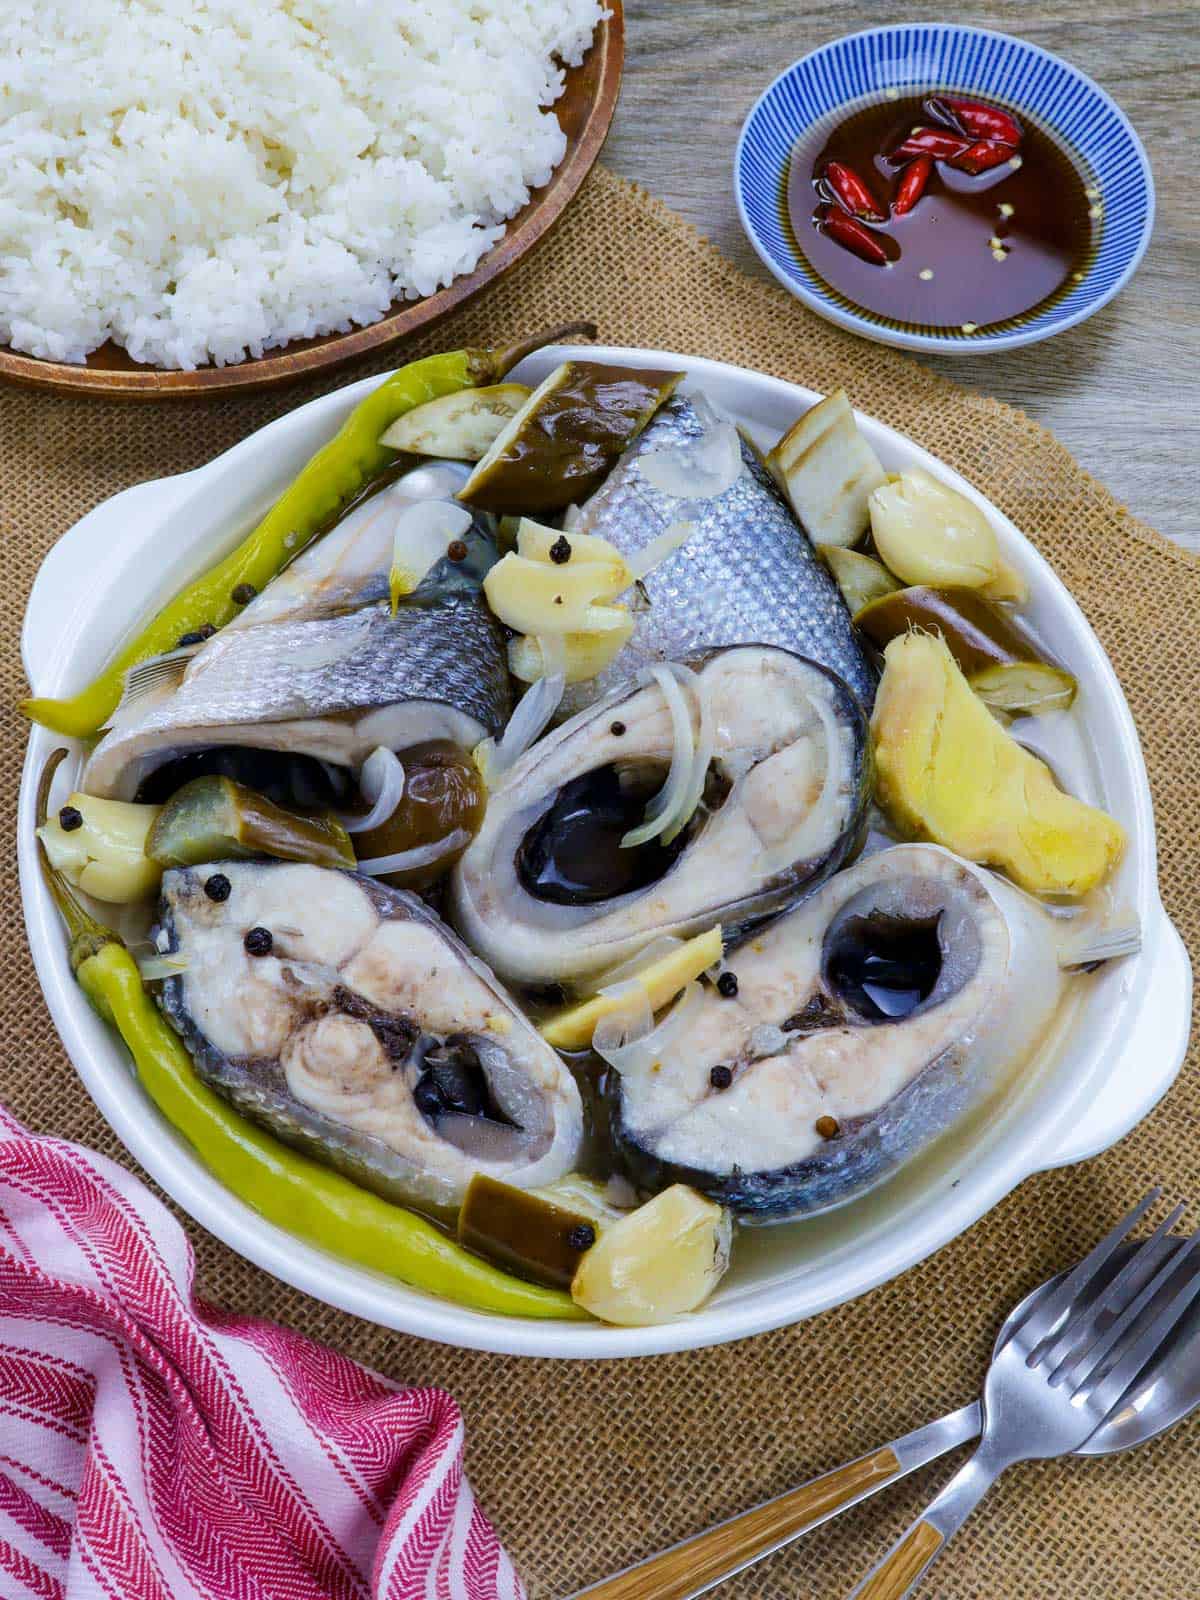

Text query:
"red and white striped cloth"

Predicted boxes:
[[0, 1106, 524, 1600]]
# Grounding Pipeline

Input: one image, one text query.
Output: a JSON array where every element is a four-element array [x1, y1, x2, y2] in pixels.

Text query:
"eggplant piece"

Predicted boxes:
[[969, 661, 1077, 716], [147, 776, 355, 871], [350, 740, 486, 889], [608, 844, 1068, 1220], [458, 1173, 598, 1289], [820, 546, 901, 616], [855, 584, 1045, 675], [379, 384, 532, 460], [458, 362, 685, 515], [766, 389, 887, 548]]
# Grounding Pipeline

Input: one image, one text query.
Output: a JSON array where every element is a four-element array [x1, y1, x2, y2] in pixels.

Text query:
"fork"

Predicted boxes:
[[844, 1192, 1200, 1598]]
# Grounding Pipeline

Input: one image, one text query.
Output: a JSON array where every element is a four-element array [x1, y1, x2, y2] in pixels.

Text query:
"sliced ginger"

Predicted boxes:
[[540, 925, 724, 1050], [871, 632, 1124, 896]]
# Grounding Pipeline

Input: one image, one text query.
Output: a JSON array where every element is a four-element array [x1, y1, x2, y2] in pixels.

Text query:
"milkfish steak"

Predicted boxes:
[[608, 843, 1067, 1220], [452, 645, 870, 988], [84, 469, 511, 801], [570, 393, 876, 710], [154, 860, 583, 1215]]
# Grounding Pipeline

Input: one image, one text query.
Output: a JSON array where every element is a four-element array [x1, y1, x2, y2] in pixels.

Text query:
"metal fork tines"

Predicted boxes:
[[847, 1193, 1200, 1599]]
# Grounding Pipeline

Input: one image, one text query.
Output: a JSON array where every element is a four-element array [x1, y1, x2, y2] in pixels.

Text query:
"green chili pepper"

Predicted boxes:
[[23, 322, 595, 739], [35, 753, 584, 1320]]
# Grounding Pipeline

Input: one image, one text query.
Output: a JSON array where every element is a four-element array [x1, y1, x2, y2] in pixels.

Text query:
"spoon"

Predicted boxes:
[[569, 1240, 1200, 1600]]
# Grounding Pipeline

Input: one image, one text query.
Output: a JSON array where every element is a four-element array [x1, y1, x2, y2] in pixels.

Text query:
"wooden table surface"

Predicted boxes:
[[605, 1, 1197, 549]]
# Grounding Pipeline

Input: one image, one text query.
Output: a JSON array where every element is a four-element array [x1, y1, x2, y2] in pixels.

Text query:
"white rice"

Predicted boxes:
[[0, 0, 604, 369]]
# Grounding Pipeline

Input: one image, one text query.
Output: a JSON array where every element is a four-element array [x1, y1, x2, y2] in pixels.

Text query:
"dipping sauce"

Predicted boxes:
[[785, 93, 1095, 334]]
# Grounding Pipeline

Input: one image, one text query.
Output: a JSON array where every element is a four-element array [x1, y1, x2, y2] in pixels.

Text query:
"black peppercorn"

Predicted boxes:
[[709, 1064, 733, 1091], [177, 630, 205, 647], [204, 873, 232, 903], [609, 720, 626, 737], [716, 971, 739, 998], [446, 539, 468, 563], [548, 534, 572, 564], [567, 1223, 596, 1252], [58, 804, 83, 832], [231, 582, 258, 605], [244, 926, 273, 956]]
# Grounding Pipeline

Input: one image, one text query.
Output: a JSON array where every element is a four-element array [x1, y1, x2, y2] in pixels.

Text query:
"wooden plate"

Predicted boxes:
[[0, 4, 623, 401]]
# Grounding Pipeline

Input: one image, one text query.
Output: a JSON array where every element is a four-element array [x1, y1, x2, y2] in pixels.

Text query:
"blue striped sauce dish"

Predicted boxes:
[[735, 25, 1154, 354]]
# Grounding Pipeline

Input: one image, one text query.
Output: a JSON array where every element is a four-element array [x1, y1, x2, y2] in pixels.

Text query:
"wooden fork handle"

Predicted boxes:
[[851, 1521, 944, 1600], [571, 1447, 903, 1600]]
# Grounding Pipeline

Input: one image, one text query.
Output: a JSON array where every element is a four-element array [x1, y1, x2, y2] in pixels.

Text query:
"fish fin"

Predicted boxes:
[[109, 647, 198, 721]]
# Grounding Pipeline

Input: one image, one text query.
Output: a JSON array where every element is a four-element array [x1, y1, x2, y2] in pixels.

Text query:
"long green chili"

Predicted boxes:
[[23, 322, 594, 739], [36, 754, 584, 1320]]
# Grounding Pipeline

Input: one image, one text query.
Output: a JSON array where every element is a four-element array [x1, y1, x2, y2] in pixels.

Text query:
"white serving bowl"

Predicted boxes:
[[19, 347, 1191, 1358]]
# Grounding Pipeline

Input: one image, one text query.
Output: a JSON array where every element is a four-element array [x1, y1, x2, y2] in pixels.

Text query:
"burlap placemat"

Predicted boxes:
[[2, 166, 1197, 1598]]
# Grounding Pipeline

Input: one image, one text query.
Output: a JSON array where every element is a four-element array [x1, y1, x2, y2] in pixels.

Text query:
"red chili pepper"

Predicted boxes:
[[950, 139, 1016, 175], [818, 207, 889, 266], [823, 160, 884, 220], [889, 127, 972, 163], [938, 95, 1022, 147], [891, 156, 933, 216]]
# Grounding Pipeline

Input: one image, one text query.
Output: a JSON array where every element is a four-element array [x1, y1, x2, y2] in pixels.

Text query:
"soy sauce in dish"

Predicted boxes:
[[784, 94, 1095, 334]]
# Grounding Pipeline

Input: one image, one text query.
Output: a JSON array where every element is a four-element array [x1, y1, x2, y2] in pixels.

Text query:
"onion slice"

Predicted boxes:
[[626, 520, 696, 582], [356, 828, 471, 879], [637, 398, 743, 502], [661, 663, 712, 846], [389, 500, 473, 610], [480, 637, 566, 788], [593, 935, 684, 992], [136, 955, 188, 982], [341, 747, 405, 835], [621, 665, 697, 849], [593, 980, 704, 1077]]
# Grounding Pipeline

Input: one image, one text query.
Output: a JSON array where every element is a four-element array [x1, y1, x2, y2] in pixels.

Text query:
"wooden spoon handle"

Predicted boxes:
[[572, 1447, 903, 1600]]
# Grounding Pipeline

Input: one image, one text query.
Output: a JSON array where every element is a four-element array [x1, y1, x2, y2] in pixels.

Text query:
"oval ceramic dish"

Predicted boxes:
[[0, 6, 622, 401], [18, 346, 1190, 1357], [735, 24, 1154, 354]]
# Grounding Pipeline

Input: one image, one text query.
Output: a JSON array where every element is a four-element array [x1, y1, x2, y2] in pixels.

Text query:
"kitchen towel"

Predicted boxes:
[[0, 1106, 519, 1599]]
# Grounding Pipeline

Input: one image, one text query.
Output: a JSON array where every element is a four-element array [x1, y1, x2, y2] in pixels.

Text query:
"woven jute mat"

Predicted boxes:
[[2, 166, 1197, 1598]]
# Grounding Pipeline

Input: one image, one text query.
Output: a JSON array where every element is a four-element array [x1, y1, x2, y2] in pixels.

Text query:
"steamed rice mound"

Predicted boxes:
[[0, 0, 604, 370]]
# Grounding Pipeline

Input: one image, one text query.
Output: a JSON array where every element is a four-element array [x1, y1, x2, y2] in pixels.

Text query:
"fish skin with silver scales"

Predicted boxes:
[[82, 487, 512, 801], [572, 395, 876, 710]]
